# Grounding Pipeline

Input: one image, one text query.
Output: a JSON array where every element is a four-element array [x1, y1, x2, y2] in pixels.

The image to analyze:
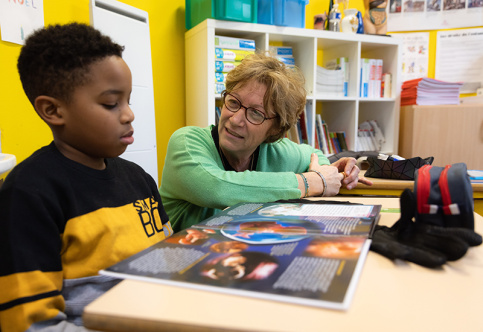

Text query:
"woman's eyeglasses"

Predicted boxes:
[[222, 91, 277, 125]]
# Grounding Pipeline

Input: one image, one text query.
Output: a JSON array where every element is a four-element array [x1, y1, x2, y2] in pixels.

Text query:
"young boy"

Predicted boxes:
[[0, 23, 172, 331]]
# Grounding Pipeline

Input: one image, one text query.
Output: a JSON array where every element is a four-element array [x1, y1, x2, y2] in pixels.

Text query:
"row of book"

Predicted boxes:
[[316, 57, 349, 97], [287, 110, 309, 145], [214, 36, 300, 94], [285, 114, 385, 153], [315, 114, 348, 154], [285, 111, 349, 155], [214, 35, 256, 93], [316, 57, 391, 99], [355, 120, 385, 152], [360, 58, 391, 99], [400, 77, 463, 106]]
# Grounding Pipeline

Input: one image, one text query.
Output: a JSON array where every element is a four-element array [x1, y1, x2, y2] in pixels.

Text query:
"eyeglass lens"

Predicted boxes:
[[224, 93, 266, 125]]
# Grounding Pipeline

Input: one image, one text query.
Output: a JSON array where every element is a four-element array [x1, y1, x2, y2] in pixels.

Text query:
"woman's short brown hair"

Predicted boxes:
[[225, 52, 306, 143]]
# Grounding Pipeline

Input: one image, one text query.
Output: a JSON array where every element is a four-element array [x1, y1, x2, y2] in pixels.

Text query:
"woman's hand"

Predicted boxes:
[[331, 157, 373, 190], [308, 154, 343, 196]]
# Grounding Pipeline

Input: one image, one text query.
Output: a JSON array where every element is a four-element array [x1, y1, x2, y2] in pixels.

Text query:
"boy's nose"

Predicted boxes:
[[122, 104, 135, 123]]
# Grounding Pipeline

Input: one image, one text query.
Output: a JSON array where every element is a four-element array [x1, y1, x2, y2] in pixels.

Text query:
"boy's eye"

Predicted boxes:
[[102, 103, 118, 110]]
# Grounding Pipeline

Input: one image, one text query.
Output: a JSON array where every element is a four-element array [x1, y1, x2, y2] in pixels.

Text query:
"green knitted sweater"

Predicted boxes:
[[160, 125, 330, 232]]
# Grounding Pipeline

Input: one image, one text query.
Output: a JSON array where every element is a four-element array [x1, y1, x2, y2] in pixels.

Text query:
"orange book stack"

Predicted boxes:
[[401, 77, 463, 106]]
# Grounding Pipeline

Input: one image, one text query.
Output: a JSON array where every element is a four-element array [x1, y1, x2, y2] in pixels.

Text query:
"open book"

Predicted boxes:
[[101, 201, 381, 310]]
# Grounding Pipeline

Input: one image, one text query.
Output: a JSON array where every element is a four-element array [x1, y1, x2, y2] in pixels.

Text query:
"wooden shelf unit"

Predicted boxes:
[[185, 19, 402, 154]]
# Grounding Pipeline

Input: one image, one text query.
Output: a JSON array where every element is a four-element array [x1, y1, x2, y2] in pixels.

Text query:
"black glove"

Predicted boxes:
[[370, 189, 482, 268]]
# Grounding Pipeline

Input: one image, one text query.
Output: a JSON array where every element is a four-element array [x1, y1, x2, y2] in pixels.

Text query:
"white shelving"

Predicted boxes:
[[185, 19, 402, 154]]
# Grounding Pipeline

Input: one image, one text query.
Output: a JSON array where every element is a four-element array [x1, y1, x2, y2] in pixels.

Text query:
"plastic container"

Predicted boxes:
[[328, 3, 341, 32], [258, 0, 309, 28], [186, 0, 258, 30]]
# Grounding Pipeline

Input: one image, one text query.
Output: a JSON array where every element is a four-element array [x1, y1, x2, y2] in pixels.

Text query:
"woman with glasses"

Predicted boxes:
[[160, 52, 372, 232]]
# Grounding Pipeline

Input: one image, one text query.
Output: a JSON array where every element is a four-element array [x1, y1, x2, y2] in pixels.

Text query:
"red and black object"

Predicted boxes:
[[370, 189, 481, 268], [415, 163, 474, 230], [370, 163, 481, 267]]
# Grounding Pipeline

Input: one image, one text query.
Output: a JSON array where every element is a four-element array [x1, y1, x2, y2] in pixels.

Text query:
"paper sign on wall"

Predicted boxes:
[[0, 0, 44, 45], [392, 32, 430, 82], [435, 28, 483, 93]]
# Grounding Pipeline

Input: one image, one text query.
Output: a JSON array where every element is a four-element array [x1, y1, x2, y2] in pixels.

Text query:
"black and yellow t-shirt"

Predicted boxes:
[[0, 142, 172, 331]]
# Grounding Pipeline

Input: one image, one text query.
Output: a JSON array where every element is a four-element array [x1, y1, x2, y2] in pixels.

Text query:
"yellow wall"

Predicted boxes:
[[0, 0, 185, 183], [1, 0, 480, 182], [0, 0, 364, 183]]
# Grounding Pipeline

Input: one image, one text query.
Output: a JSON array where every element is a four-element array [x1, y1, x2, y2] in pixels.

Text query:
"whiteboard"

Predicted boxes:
[[89, 0, 158, 185]]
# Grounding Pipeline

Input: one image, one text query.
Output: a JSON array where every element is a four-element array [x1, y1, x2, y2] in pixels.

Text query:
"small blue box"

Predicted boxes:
[[258, 0, 309, 28]]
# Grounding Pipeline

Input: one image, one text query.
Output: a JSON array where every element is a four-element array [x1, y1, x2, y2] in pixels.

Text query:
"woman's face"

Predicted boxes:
[[218, 80, 277, 160]]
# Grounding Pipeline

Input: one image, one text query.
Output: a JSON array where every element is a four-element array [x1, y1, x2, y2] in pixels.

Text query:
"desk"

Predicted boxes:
[[83, 197, 483, 332], [339, 170, 483, 216]]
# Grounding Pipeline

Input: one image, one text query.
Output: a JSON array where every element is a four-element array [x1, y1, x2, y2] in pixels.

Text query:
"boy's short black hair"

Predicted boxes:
[[17, 22, 124, 106]]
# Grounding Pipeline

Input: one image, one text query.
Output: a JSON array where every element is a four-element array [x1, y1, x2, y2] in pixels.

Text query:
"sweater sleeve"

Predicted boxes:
[[0, 178, 68, 331], [160, 126, 330, 211]]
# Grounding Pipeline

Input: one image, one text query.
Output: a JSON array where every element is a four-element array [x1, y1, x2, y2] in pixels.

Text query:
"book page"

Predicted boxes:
[[101, 202, 381, 310], [195, 202, 380, 237]]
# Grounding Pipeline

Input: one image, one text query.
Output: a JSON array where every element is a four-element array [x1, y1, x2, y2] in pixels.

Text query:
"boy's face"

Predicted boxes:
[[55, 56, 134, 169]]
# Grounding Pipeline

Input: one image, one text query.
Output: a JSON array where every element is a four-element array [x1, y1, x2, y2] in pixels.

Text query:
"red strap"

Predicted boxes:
[[439, 165, 453, 214], [417, 165, 432, 214]]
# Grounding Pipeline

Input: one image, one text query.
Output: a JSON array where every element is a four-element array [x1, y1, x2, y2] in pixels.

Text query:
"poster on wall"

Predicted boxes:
[[435, 27, 483, 93], [392, 32, 430, 82], [387, 0, 483, 32], [0, 0, 44, 45]]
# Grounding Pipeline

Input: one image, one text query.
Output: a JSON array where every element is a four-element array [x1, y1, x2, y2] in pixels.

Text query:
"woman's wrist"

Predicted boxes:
[[299, 173, 309, 198], [308, 169, 327, 197]]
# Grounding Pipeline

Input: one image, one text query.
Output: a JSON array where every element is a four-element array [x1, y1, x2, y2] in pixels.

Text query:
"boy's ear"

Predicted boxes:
[[34, 96, 65, 126]]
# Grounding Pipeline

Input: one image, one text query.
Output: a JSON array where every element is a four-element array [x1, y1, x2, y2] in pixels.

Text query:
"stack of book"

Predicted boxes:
[[316, 57, 349, 97], [360, 58, 384, 98], [400, 77, 463, 106], [269, 46, 296, 67], [356, 120, 385, 152], [214, 35, 255, 94]]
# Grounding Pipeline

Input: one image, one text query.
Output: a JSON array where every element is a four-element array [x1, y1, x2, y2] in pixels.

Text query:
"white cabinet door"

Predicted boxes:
[[90, 0, 158, 184]]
